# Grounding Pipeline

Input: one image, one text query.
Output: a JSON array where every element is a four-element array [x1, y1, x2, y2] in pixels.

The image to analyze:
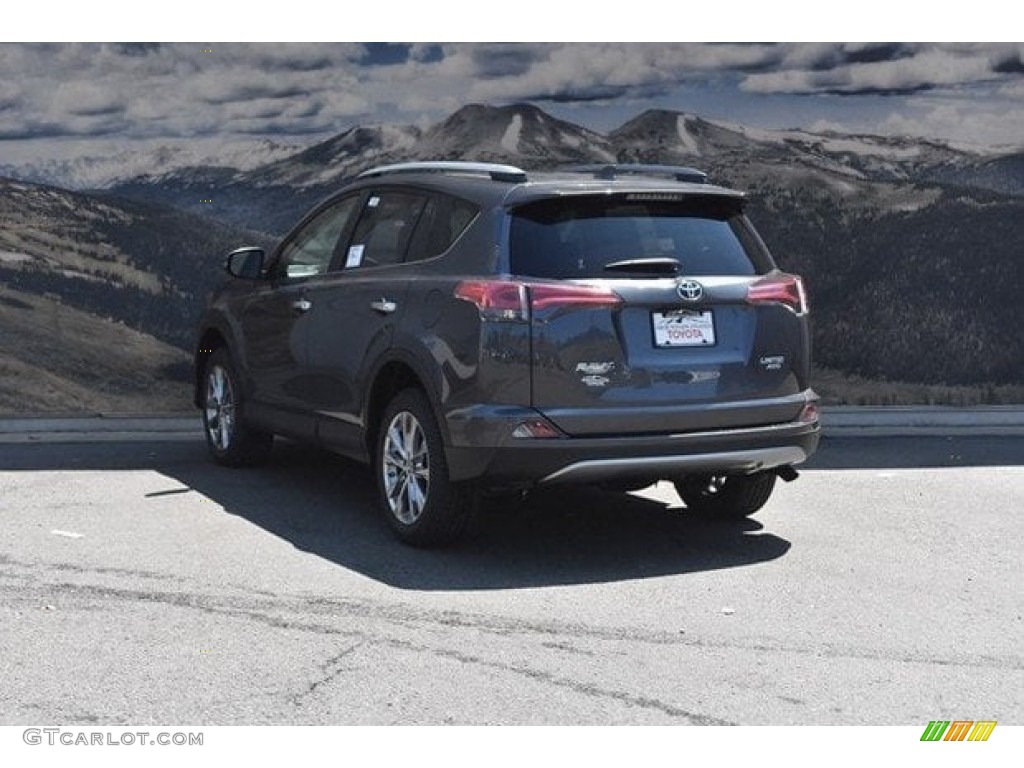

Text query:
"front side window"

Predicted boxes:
[[510, 195, 771, 278], [277, 195, 361, 279]]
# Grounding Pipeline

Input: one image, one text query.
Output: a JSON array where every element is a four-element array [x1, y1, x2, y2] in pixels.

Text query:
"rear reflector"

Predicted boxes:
[[747, 274, 808, 314], [511, 419, 563, 439], [799, 402, 820, 423], [455, 280, 621, 321]]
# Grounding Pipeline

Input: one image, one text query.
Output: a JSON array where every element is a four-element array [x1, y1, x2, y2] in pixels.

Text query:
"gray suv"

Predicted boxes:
[[195, 161, 820, 546]]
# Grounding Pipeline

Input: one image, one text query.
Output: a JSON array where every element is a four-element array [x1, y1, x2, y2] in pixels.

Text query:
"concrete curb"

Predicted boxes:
[[0, 414, 202, 443], [823, 406, 1024, 427], [1, 407, 1023, 442], [822, 406, 1024, 437]]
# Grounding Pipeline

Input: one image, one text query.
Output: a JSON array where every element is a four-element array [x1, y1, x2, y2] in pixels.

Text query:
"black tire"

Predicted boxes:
[[201, 348, 273, 467], [375, 388, 476, 547], [673, 471, 776, 519]]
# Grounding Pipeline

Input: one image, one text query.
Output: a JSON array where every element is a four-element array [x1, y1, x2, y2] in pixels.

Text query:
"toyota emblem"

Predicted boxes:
[[676, 279, 704, 302]]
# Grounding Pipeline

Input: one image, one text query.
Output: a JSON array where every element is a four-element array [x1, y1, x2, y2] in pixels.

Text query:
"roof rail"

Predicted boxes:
[[357, 161, 528, 183], [567, 164, 708, 184]]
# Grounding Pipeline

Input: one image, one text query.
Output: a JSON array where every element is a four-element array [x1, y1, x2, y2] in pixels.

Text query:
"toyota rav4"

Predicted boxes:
[[195, 161, 820, 546]]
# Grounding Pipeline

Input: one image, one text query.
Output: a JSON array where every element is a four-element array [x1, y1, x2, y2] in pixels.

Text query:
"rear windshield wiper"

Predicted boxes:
[[603, 257, 682, 275]]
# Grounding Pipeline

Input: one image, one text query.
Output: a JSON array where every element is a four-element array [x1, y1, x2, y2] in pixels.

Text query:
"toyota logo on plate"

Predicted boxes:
[[676, 279, 704, 302]]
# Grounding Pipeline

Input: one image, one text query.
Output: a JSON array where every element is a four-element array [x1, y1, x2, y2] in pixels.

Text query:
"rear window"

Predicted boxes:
[[509, 195, 772, 278]]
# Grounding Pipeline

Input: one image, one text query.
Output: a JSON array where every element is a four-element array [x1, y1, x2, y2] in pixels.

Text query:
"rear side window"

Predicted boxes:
[[406, 193, 479, 263], [510, 195, 772, 278], [345, 191, 428, 269]]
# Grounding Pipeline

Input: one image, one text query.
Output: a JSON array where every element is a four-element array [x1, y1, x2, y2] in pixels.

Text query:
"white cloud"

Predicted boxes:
[[742, 46, 1006, 95], [879, 103, 1024, 150], [998, 80, 1024, 98], [52, 82, 125, 116], [0, 43, 1021, 150]]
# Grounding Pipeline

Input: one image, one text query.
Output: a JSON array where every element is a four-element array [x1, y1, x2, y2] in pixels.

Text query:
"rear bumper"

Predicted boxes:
[[539, 444, 809, 484], [445, 415, 821, 485]]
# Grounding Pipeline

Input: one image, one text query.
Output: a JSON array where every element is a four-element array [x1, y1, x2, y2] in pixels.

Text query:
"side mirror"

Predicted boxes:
[[224, 247, 266, 279]]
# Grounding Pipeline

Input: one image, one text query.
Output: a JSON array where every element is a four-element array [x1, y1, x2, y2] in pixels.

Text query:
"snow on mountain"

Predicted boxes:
[[412, 103, 616, 167], [242, 124, 422, 188], [611, 109, 753, 160], [675, 115, 701, 155], [501, 114, 523, 153], [227, 103, 617, 191], [0, 249, 35, 264], [0, 138, 304, 190], [609, 107, 1010, 194]]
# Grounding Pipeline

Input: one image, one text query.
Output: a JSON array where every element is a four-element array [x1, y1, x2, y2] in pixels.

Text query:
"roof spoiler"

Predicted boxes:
[[566, 164, 708, 184]]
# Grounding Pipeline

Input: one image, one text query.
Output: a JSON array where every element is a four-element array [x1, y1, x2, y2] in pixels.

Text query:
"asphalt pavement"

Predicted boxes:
[[0, 433, 1021, 724]]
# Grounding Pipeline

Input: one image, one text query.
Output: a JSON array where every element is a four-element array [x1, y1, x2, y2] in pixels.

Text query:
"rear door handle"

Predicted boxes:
[[291, 298, 312, 313], [370, 298, 397, 314]]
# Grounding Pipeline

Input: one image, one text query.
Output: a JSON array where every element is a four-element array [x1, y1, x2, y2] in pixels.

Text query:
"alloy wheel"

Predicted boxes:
[[381, 410, 431, 525], [204, 365, 235, 452]]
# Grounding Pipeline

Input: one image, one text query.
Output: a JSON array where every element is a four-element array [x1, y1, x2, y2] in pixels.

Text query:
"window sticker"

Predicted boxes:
[[345, 244, 365, 268], [368, 196, 380, 208]]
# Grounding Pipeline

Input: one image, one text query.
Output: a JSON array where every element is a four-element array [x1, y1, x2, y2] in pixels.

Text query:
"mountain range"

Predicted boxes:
[[0, 138, 303, 191], [8, 103, 1021, 208], [1, 102, 1021, 411]]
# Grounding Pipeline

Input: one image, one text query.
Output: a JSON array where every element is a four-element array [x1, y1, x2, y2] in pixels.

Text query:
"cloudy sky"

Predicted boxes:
[[2, 42, 1023, 162]]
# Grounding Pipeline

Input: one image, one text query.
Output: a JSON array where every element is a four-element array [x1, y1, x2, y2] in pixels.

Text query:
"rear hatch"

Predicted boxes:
[[508, 192, 810, 436]]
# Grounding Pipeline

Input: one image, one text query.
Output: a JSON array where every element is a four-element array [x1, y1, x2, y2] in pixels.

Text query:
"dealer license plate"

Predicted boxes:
[[652, 310, 716, 347]]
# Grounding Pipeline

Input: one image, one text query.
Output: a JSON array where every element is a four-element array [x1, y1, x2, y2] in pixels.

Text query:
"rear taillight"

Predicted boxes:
[[529, 283, 622, 312], [455, 280, 621, 321], [454, 280, 528, 321], [747, 274, 808, 314]]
